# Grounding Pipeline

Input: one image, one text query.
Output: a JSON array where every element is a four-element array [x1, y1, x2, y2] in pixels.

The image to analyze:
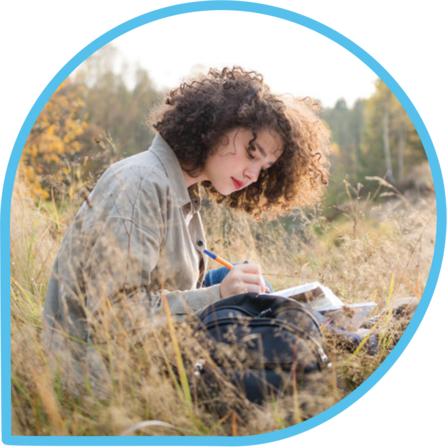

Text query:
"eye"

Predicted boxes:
[[246, 148, 255, 159]]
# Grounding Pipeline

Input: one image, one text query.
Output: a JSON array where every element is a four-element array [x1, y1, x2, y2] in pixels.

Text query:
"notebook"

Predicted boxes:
[[274, 282, 377, 331]]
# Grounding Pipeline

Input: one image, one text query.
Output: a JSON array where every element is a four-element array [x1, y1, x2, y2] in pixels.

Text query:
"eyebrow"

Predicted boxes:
[[255, 142, 266, 157], [254, 142, 276, 167]]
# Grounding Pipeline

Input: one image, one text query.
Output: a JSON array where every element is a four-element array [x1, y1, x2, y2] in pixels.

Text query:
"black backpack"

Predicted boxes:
[[193, 293, 332, 405]]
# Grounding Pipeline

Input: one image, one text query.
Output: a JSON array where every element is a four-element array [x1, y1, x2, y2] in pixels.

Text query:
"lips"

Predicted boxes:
[[231, 177, 244, 190]]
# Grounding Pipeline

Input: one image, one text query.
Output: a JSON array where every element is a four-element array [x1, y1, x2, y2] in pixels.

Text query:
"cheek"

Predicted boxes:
[[235, 152, 247, 167], [221, 154, 237, 172]]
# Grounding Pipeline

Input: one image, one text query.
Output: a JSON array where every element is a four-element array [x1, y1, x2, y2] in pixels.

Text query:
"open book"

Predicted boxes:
[[274, 282, 377, 331]]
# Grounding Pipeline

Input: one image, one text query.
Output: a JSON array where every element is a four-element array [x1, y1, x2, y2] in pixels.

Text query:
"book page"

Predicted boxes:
[[275, 282, 344, 311], [275, 282, 377, 330]]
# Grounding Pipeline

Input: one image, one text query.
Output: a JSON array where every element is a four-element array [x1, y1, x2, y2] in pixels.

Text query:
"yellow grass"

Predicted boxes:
[[10, 165, 436, 436]]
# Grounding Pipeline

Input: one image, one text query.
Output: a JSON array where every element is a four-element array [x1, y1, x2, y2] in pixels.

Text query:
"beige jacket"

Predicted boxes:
[[42, 134, 221, 392]]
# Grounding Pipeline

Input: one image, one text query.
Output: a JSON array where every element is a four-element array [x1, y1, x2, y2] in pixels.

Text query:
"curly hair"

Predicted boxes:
[[150, 66, 331, 220]]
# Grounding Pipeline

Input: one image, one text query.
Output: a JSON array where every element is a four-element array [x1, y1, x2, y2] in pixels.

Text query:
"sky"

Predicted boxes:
[[88, 10, 378, 108]]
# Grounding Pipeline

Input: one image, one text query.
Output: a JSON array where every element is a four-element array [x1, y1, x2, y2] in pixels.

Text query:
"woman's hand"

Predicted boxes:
[[219, 263, 266, 298]]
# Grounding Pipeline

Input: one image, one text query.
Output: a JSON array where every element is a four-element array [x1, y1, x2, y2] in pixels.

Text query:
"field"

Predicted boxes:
[[10, 164, 435, 436]]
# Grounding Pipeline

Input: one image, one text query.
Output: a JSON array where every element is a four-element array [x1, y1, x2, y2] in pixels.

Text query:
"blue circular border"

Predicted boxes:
[[2, 1, 445, 445]]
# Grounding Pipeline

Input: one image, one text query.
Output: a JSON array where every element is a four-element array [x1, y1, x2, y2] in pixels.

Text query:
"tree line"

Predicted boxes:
[[19, 47, 427, 210], [322, 79, 426, 208], [19, 46, 160, 201]]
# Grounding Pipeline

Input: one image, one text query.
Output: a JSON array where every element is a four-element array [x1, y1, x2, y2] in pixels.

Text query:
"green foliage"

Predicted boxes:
[[322, 98, 366, 207], [81, 44, 162, 178], [362, 79, 426, 182], [322, 80, 427, 216]]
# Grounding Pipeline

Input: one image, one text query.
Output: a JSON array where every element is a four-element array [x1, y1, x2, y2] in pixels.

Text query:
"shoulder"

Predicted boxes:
[[80, 153, 175, 235], [94, 151, 174, 201], [95, 137, 190, 211]]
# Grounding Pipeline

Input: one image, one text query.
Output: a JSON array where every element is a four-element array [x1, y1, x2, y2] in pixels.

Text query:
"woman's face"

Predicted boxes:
[[201, 127, 283, 196]]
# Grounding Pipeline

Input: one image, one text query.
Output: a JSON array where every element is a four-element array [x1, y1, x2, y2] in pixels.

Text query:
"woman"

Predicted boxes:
[[42, 67, 331, 394]]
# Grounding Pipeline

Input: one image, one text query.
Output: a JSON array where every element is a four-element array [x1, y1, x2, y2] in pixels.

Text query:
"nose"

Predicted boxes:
[[244, 165, 262, 183]]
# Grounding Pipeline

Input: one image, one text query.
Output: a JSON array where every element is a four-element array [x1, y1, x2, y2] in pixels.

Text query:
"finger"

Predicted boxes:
[[235, 273, 265, 287], [243, 283, 263, 294], [234, 263, 262, 275], [230, 275, 265, 294], [230, 283, 263, 295]]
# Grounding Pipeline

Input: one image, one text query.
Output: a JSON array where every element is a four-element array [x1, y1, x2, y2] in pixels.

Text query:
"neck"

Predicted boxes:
[[182, 169, 206, 189]]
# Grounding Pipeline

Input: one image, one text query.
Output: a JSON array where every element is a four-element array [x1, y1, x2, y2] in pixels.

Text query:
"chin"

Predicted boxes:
[[218, 189, 232, 196], [222, 185, 244, 196], [214, 185, 233, 196]]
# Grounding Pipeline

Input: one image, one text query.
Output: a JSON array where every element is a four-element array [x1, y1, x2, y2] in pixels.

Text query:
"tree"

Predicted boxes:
[[20, 76, 88, 200], [322, 97, 366, 206], [79, 45, 161, 164], [362, 79, 425, 184]]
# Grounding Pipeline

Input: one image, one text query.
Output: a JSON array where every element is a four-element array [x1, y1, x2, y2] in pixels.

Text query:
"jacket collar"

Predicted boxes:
[[149, 133, 201, 212]]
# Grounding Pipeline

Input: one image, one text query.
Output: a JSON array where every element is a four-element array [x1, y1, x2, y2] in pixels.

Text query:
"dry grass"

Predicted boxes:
[[10, 164, 436, 436]]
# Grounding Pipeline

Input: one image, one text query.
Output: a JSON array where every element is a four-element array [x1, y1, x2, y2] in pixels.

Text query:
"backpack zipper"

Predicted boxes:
[[199, 301, 324, 340]]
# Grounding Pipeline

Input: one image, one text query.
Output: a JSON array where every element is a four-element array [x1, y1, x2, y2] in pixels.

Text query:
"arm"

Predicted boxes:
[[82, 163, 220, 346]]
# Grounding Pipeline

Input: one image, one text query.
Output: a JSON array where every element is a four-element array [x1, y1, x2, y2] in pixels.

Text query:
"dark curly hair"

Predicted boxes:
[[150, 66, 331, 220]]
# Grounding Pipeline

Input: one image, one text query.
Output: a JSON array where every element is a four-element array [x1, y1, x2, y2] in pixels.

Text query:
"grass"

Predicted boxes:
[[9, 164, 436, 436]]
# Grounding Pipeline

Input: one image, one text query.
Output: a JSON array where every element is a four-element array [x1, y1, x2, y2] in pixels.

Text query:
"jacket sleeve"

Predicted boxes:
[[81, 163, 220, 346]]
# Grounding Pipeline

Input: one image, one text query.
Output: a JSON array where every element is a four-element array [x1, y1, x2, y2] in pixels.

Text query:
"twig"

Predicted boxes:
[[365, 175, 411, 208], [120, 420, 181, 436]]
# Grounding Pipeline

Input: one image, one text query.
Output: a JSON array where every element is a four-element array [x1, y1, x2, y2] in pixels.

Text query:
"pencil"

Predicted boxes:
[[203, 249, 270, 292], [203, 249, 233, 269]]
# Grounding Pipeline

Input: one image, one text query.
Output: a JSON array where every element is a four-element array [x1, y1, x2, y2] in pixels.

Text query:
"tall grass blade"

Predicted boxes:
[[11, 277, 38, 314], [270, 390, 285, 430], [161, 295, 192, 408], [151, 327, 182, 395], [385, 273, 395, 323], [11, 376, 32, 404], [231, 411, 238, 436]]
